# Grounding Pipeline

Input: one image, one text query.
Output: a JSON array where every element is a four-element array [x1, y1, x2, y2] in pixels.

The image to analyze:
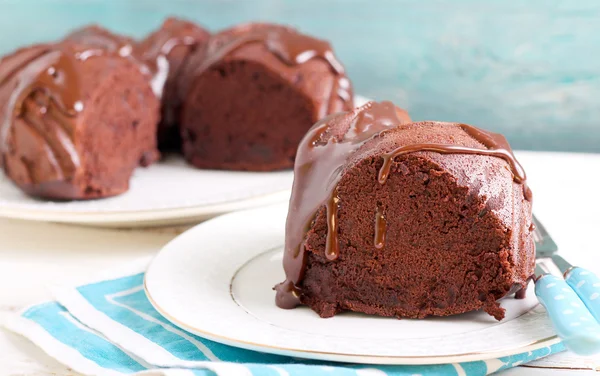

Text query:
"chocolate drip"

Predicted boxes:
[[66, 26, 151, 78], [275, 101, 409, 308], [141, 35, 197, 64], [0, 45, 51, 87], [20, 94, 80, 178], [374, 206, 387, 249], [2, 50, 75, 146], [377, 124, 532, 201], [512, 274, 534, 299], [141, 35, 197, 98], [0, 41, 124, 182], [0, 49, 85, 182], [325, 191, 340, 260], [275, 101, 532, 310]]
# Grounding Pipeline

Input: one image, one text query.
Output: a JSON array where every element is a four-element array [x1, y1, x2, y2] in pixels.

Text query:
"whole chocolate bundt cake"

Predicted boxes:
[[0, 19, 355, 199], [0, 40, 159, 199], [178, 23, 354, 171], [136, 18, 210, 150], [275, 101, 534, 321]]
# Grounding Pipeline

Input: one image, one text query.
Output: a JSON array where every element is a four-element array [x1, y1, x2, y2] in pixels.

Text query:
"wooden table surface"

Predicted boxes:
[[0, 151, 599, 375]]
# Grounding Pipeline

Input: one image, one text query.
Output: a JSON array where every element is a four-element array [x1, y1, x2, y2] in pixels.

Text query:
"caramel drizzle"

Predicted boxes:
[[275, 101, 532, 310]]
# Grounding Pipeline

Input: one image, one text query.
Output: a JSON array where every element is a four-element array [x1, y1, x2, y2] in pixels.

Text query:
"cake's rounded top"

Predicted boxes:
[[275, 100, 531, 309], [135, 17, 210, 99], [65, 25, 135, 56], [201, 23, 345, 73], [179, 22, 353, 117]]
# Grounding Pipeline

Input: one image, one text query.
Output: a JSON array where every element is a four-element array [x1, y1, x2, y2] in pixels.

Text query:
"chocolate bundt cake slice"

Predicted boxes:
[[0, 40, 159, 200], [275, 101, 534, 321], [178, 23, 354, 171], [136, 18, 210, 150]]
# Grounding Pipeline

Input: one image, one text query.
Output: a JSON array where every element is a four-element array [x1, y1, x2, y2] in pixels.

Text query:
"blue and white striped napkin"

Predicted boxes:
[[3, 258, 564, 376]]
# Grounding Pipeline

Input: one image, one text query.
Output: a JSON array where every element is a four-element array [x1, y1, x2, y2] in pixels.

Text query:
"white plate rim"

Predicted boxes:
[[0, 189, 290, 226], [144, 204, 560, 365]]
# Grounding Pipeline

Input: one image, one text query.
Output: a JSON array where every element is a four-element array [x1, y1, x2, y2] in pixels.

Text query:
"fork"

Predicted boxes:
[[532, 215, 600, 355]]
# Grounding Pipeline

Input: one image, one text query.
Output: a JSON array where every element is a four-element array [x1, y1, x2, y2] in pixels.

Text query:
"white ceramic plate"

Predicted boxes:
[[145, 204, 560, 365], [0, 155, 293, 227]]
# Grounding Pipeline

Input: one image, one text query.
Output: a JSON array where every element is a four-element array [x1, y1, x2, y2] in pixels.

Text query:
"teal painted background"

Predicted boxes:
[[0, 0, 597, 152]]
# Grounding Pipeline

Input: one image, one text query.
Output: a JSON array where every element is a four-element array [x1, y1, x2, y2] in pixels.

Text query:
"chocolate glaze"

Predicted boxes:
[[0, 45, 51, 87], [275, 101, 532, 309], [515, 286, 528, 299], [0, 38, 137, 185], [144, 35, 196, 64], [188, 24, 350, 117], [378, 124, 532, 201], [66, 26, 152, 78], [275, 101, 411, 308], [196, 25, 344, 74], [374, 206, 387, 249], [141, 35, 197, 98], [0, 46, 84, 181], [66, 25, 134, 57], [509, 274, 534, 299], [135, 18, 210, 152]]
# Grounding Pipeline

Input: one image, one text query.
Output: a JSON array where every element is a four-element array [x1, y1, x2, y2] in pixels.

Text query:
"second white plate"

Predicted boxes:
[[0, 155, 293, 227], [144, 204, 560, 365]]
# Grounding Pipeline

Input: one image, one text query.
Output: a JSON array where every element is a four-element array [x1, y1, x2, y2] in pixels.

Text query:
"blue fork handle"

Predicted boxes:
[[535, 274, 600, 355], [565, 267, 600, 322]]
